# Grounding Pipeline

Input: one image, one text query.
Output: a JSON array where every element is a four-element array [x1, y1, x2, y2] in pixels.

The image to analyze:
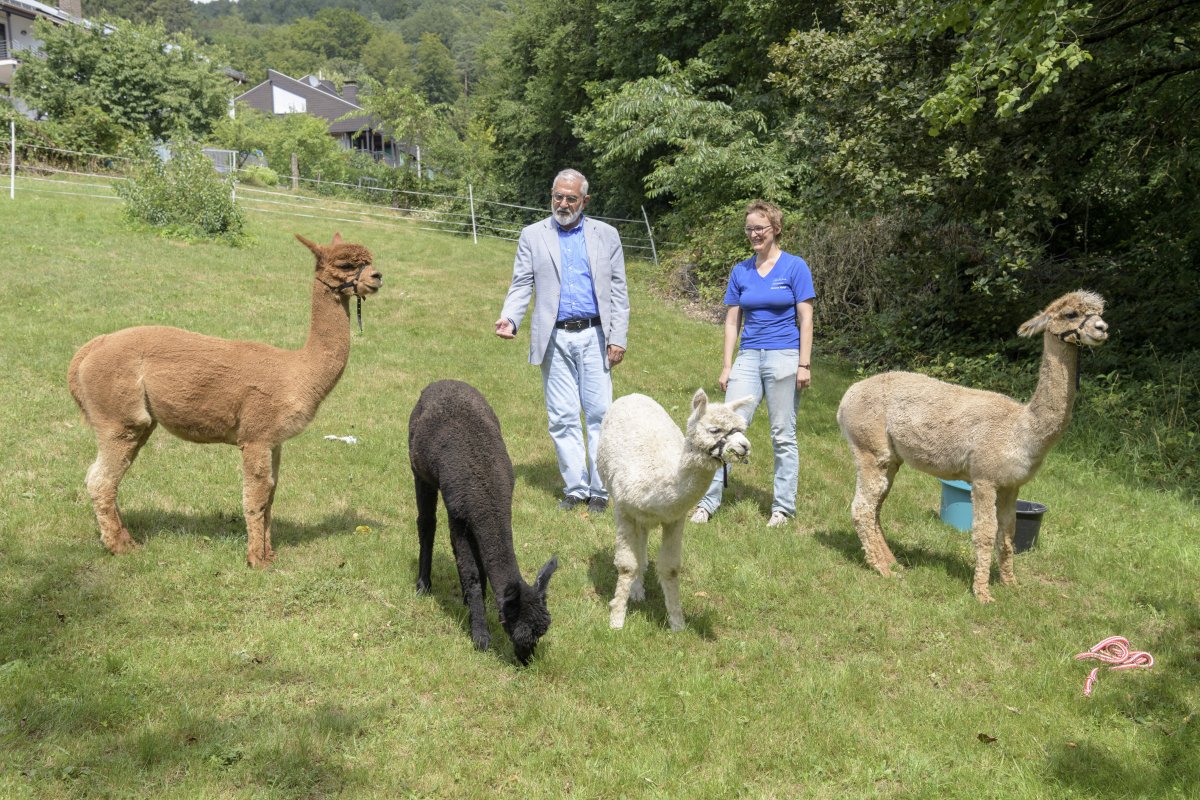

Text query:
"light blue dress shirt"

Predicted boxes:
[[555, 218, 600, 321]]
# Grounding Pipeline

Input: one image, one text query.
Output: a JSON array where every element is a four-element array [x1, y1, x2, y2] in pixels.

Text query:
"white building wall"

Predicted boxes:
[[271, 85, 306, 114]]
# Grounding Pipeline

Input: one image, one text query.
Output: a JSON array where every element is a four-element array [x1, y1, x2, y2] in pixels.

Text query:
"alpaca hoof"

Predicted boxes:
[[668, 617, 686, 633], [1000, 573, 1018, 587], [608, 600, 626, 629], [629, 580, 645, 603], [974, 588, 994, 604], [472, 632, 491, 651], [415, 579, 431, 595], [102, 533, 141, 555], [246, 552, 275, 569]]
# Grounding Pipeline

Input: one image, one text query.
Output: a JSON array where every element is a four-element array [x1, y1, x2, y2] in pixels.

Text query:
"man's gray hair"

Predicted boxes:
[[553, 169, 589, 197]]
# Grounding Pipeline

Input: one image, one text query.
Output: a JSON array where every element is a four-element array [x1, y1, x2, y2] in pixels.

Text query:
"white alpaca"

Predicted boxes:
[[597, 389, 752, 631], [837, 290, 1108, 602]]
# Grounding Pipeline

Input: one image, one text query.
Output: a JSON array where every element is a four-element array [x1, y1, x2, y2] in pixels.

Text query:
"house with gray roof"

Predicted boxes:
[[1, 0, 81, 90], [234, 69, 404, 168]]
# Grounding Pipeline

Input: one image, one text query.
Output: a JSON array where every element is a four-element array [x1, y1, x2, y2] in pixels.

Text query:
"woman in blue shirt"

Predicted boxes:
[[692, 200, 815, 527]]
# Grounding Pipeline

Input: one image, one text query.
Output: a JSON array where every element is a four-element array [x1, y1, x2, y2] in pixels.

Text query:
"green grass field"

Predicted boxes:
[[1, 189, 1197, 799]]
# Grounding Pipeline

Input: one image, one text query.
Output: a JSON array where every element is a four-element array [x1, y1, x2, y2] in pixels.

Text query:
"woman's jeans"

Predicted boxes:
[[696, 348, 800, 517]]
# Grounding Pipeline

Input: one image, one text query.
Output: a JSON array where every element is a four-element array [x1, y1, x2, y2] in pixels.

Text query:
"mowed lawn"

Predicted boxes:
[[1, 189, 1197, 799]]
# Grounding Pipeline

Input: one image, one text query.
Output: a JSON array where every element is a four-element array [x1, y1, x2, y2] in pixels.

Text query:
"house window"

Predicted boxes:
[[1, 23, 9, 60]]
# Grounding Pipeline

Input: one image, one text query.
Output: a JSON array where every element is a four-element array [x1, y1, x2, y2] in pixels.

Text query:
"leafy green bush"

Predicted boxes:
[[116, 139, 246, 242], [239, 165, 279, 187]]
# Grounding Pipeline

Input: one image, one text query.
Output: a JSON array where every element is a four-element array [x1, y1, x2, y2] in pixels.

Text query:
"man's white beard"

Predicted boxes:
[[553, 206, 581, 228]]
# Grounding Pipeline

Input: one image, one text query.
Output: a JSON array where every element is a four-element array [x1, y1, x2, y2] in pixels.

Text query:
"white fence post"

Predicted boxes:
[[641, 205, 658, 267], [469, 183, 478, 245], [8, 121, 14, 200]]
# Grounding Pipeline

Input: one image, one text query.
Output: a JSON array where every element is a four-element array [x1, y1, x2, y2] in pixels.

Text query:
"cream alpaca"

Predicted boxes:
[[836, 290, 1108, 602], [67, 233, 383, 567], [597, 389, 751, 631]]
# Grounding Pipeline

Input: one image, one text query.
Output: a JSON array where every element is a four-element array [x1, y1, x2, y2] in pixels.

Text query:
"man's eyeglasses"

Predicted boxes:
[[552, 192, 581, 204], [744, 225, 773, 235]]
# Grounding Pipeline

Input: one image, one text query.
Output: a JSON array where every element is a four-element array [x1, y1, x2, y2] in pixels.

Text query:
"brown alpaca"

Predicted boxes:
[[836, 290, 1108, 602], [67, 233, 383, 567]]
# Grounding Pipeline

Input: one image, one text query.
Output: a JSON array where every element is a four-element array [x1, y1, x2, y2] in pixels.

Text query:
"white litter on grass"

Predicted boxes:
[[324, 435, 359, 445]]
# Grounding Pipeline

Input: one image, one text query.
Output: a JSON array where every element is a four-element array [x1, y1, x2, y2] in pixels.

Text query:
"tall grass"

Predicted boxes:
[[0, 189, 1197, 799]]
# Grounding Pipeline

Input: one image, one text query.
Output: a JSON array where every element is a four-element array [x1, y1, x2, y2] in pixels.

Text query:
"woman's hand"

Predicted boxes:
[[797, 365, 811, 389], [718, 366, 732, 392]]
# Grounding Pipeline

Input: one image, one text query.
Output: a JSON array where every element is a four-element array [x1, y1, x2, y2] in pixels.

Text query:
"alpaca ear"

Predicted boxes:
[[688, 388, 708, 427], [728, 395, 755, 412], [1017, 312, 1049, 338], [331, 231, 344, 245], [295, 233, 322, 258], [534, 555, 558, 595]]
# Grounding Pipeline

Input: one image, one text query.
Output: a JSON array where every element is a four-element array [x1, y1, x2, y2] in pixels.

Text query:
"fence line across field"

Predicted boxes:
[[4, 128, 663, 262]]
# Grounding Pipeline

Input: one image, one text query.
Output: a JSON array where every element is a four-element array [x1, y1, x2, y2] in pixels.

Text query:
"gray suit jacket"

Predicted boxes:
[[500, 216, 630, 366]]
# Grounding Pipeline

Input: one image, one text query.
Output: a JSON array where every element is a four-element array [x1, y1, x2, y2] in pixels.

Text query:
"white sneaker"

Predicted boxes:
[[690, 507, 711, 524], [767, 511, 790, 528]]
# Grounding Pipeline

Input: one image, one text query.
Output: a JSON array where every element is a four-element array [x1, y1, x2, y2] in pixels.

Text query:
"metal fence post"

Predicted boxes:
[[469, 183, 478, 245], [8, 121, 14, 200], [641, 205, 658, 267]]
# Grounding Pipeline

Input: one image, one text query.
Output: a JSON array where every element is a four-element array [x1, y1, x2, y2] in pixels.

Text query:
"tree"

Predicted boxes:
[[414, 32, 460, 105], [84, 0, 197, 32], [361, 30, 414, 86], [13, 18, 231, 151], [211, 104, 349, 181]]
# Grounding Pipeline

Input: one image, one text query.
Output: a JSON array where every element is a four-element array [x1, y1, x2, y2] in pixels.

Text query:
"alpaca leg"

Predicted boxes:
[[240, 443, 276, 568], [657, 520, 687, 632], [628, 508, 648, 603], [448, 517, 490, 650], [996, 486, 1018, 587], [260, 445, 282, 563], [609, 518, 644, 629], [413, 475, 439, 594], [849, 451, 900, 576], [86, 423, 154, 554], [970, 482, 999, 603]]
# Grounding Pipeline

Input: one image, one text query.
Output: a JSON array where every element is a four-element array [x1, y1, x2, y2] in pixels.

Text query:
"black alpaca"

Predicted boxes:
[[408, 379, 558, 665]]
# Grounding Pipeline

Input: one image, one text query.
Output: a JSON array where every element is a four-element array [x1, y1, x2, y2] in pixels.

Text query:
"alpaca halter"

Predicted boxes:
[[1055, 313, 1099, 345], [319, 264, 369, 333], [1055, 314, 1098, 391], [709, 431, 746, 486]]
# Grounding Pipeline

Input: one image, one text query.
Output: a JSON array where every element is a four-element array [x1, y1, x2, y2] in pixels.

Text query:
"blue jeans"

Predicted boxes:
[[541, 326, 612, 500], [697, 348, 800, 517]]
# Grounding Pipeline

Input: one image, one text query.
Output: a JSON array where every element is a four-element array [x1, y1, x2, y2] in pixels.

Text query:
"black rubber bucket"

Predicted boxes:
[[1014, 499, 1046, 553]]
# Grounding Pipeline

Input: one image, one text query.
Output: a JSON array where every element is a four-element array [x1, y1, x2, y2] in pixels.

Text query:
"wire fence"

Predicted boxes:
[[2, 125, 662, 263]]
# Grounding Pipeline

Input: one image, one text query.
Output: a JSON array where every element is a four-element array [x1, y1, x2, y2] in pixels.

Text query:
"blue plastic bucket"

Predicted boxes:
[[937, 479, 1045, 553], [938, 479, 973, 532]]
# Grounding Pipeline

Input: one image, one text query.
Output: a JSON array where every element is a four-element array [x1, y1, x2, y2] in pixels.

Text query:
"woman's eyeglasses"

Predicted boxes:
[[743, 225, 773, 235]]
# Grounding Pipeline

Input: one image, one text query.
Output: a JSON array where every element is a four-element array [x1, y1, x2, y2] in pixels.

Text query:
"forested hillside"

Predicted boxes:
[[25, 2, 1200, 394]]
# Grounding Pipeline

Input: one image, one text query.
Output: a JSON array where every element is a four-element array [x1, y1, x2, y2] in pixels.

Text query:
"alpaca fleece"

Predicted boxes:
[[68, 232, 382, 567], [597, 389, 751, 631], [837, 290, 1108, 602], [408, 379, 558, 665]]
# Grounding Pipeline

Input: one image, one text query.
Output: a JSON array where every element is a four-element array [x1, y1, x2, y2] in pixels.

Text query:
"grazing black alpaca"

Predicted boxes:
[[408, 379, 558, 665]]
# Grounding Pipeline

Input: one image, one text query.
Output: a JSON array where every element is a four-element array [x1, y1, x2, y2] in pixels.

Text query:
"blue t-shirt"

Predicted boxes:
[[723, 251, 815, 350]]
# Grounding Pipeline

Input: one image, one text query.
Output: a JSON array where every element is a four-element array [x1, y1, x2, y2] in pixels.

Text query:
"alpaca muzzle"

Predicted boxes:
[[710, 432, 751, 464]]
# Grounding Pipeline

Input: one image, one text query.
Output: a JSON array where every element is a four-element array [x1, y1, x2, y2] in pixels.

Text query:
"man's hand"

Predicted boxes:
[[494, 318, 515, 339], [607, 344, 625, 368]]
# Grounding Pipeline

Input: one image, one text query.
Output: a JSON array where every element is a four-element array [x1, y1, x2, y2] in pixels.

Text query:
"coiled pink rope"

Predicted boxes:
[[1074, 636, 1154, 697]]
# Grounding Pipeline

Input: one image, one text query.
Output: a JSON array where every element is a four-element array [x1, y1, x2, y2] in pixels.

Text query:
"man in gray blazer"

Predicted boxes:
[[495, 168, 630, 513]]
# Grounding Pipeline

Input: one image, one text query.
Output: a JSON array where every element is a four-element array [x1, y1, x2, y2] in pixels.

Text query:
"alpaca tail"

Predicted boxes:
[[67, 336, 102, 428]]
